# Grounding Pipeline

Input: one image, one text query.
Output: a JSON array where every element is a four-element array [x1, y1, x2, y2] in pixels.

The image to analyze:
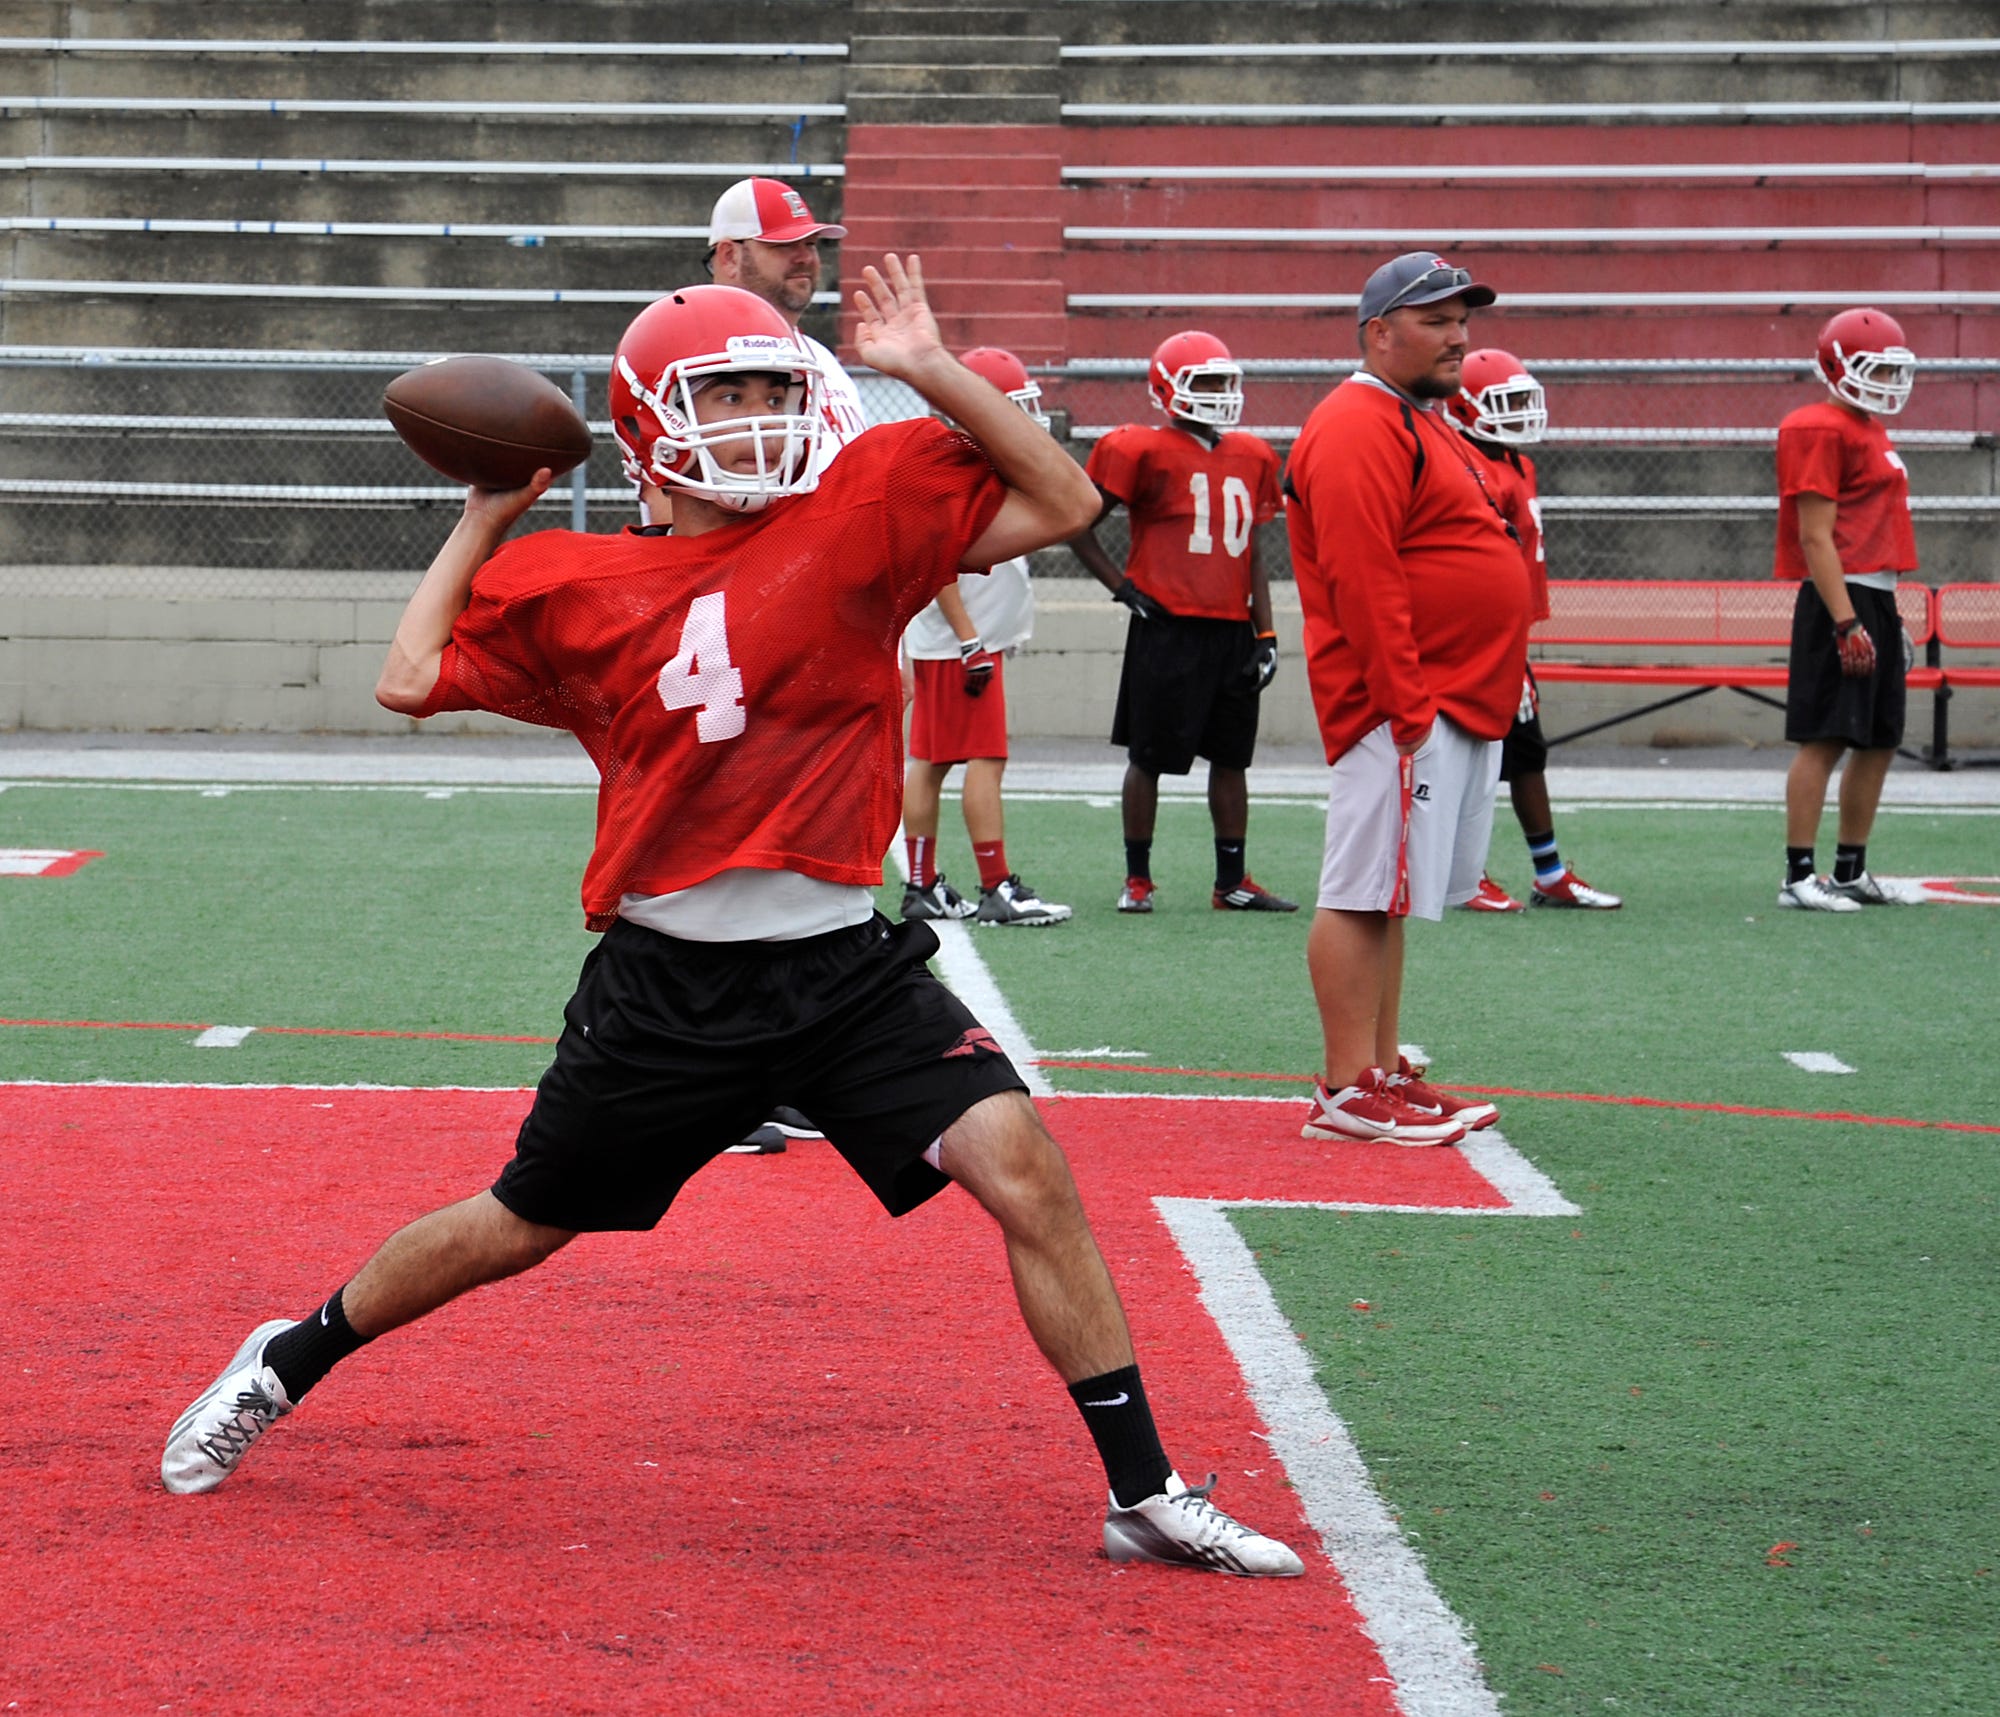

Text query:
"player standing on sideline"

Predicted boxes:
[[707, 176, 861, 1149], [1286, 253, 1526, 1145], [159, 263, 1304, 1579], [901, 346, 1071, 928], [1067, 332, 1294, 916], [1776, 307, 1921, 911], [1445, 349, 1621, 913]]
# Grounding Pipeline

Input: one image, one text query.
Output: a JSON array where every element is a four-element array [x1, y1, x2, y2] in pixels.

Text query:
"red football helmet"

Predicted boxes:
[[960, 345, 1050, 429], [1449, 347, 1547, 446], [1816, 307, 1915, 416], [1149, 330, 1243, 429], [609, 285, 824, 512]]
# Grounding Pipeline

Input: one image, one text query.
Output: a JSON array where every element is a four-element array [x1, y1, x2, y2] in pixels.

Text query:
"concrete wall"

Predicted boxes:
[[6, 573, 1995, 752]]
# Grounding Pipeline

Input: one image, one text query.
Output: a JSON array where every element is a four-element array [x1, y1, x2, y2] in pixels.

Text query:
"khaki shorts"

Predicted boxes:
[[1318, 717, 1501, 920]]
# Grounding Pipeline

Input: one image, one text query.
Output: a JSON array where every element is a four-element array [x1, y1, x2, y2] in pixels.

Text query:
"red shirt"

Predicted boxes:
[[1465, 437, 1549, 622], [1773, 400, 1917, 580], [1284, 378, 1532, 758], [1086, 424, 1283, 620], [422, 418, 1005, 928]]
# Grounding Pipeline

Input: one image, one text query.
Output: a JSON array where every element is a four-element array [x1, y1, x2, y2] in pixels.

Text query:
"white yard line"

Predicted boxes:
[[1784, 1051, 1856, 1074], [191, 1025, 257, 1048]]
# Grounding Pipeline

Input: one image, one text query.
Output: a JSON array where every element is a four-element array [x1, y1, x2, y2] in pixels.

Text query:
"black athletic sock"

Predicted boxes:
[[1124, 839, 1153, 882], [1834, 843, 1867, 884], [263, 1286, 371, 1403], [1068, 1363, 1174, 1508], [1786, 846, 1817, 884], [1214, 838, 1246, 893]]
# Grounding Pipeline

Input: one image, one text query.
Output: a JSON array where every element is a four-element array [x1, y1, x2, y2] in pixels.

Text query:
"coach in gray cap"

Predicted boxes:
[[1280, 249, 1529, 1146]]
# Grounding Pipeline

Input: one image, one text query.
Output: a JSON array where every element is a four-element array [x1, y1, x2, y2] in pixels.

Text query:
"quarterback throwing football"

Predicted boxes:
[[158, 258, 1302, 1580]]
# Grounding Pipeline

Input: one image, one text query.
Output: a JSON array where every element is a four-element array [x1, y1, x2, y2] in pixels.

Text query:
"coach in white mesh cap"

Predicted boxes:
[[706, 177, 848, 261]]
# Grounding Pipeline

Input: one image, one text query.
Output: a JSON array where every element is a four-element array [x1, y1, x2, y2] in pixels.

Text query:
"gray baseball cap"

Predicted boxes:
[[1358, 251, 1497, 323]]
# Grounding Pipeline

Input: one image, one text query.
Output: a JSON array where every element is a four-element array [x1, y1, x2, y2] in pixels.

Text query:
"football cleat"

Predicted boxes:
[[726, 1123, 788, 1154], [901, 875, 978, 922], [1828, 868, 1901, 906], [161, 1319, 297, 1494], [1462, 874, 1525, 913], [1104, 1471, 1304, 1577], [1387, 1054, 1499, 1131], [1528, 867, 1622, 910], [1301, 1069, 1468, 1146], [1117, 876, 1157, 914], [1213, 876, 1299, 912], [976, 874, 1073, 927], [1778, 874, 1862, 913]]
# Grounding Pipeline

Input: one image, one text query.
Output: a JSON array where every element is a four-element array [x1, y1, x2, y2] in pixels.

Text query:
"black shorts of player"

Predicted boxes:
[[1784, 579, 1907, 749], [1111, 611, 1261, 776], [491, 914, 1027, 1232], [1499, 663, 1548, 783]]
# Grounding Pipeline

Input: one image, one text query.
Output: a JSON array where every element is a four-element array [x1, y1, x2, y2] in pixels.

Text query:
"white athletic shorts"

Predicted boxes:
[[1318, 717, 1501, 920]]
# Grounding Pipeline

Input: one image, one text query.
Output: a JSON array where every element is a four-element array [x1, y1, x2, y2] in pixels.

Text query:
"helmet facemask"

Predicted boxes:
[[1826, 340, 1915, 417], [1460, 374, 1547, 445], [1007, 379, 1052, 431], [615, 340, 825, 514], [1158, 360, 1244, 430]]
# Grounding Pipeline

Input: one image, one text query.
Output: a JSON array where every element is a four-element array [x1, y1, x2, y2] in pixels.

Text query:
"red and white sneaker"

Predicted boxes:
[[1118, 876, 1157, 914], [1387, 1054, 1499, 1132], [1529, 867, 1622, 910], [1301, 1068, 1469, 1146], [1462, 874, 1524, 913]]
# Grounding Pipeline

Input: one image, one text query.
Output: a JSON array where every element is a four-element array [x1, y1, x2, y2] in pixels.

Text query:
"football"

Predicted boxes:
[[382, 355, 593, 489]]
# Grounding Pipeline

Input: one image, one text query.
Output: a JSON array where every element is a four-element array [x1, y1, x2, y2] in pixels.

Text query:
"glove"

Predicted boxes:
[[1834, 615, 1877, 679], [960, 635, 996, 698], [1244, 631, 1278, 690], [1112, 577, 1165, 622]]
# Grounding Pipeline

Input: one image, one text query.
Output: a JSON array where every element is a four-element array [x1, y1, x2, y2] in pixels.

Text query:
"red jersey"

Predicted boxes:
[[1465, 437, 1548, 622], [1284, 377, 1532, 758], [1773, 400, 1917, 580], [421, 418, 1005, 928], [1085, 423, 1282, 620]]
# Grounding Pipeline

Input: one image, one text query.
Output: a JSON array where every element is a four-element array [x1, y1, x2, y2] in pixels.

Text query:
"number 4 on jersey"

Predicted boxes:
[[657, 591, 745, 741]]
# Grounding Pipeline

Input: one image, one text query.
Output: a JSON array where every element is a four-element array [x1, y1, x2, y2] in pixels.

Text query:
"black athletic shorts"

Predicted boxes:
[[1499, 663, 1548, 783], [1785, 580, 1907, 749], [1111, 611, 1262, 776], [492, 914, 1028, 1232]]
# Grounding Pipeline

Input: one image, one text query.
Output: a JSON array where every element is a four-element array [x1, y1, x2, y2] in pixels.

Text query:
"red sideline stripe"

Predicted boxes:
[[1034, 1059, 2000, 1137]]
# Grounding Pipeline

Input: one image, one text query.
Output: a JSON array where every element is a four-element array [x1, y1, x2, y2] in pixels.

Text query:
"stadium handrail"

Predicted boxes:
[[0, 38, 848, 56], [0, 155, 844, 178], [1063, 163, 2000, 182], [1065, 224, 2000, 244], [1060, 39, 2000, 60], [0, 95, 845, 117], [0, 280, 842, 306], [1068, 290, 2000, 309], [1061, 101, 2000, 121]]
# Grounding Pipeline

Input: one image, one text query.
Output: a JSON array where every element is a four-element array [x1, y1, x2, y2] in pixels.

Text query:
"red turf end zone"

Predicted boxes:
[[0, 1085, 1502, 1716]]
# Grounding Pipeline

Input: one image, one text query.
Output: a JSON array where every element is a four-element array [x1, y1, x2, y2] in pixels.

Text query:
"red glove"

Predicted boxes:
[[1834, 615, 1877, 679], [960, 635, 996, 697]]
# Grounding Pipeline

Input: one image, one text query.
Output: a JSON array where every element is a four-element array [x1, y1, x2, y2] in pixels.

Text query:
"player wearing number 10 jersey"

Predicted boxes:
[[157, 266, 1304, 1580], [1068, 331, 1294, 916]]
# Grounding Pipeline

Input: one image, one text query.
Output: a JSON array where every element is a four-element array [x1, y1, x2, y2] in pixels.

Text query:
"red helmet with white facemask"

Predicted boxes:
[[1448, 347, 1548, 446], [1815, 307, 1915, 416], [1148, 330, 1244, 430], [960, 345, 1050, 429], [609, 285, 825, 513]]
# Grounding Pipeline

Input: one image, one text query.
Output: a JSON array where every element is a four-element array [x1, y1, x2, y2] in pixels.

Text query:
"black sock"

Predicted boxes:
[[1786, 847, 1816, 884], [263, 1286, 371, 1403], [1068, 1363, 1173, 1508], [1124, 839, 1152, 882], [1834, 844, 1867, 884], [1214, 838, 1247, 892]]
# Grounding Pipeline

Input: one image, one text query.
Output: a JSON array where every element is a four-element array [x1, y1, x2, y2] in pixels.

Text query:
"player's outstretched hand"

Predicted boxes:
[[1834, 615, 1877, 678], [852, 254, 944, 382], [463, 467, 554, 533]]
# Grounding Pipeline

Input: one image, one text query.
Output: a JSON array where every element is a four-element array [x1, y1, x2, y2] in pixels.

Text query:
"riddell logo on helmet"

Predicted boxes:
[[725, 335, 797, 358]]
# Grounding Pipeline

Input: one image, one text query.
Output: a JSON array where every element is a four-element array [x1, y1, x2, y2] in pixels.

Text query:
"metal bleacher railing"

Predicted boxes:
[[0, 348, 1993, 591]]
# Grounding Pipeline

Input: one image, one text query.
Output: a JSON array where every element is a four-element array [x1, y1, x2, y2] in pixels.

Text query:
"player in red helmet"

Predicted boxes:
[[159, 260, 1303, 1579], [1067, 330, 1293, 915], [1776, 308, 1921, 911], [900, 345, 1071, 928], [1445, 349, 1620, 913]]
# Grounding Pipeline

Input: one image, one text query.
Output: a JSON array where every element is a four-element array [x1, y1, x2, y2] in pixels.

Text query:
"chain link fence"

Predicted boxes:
[[0, 349, 1994, 593]]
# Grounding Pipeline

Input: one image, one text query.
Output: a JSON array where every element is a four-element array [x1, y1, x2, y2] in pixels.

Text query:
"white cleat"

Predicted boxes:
[[1778, 875, 1862, 913], [1827, 868, 1904, 906], [1103, 1471, 1305, 1577], [161, 1319, 296, 1494]]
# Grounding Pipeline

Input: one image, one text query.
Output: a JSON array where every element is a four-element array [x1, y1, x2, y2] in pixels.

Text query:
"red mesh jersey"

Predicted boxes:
[[1466, 439, 1548, 622], [1086, 425, 1282, 620], [422, 418, 1005, 928], [1773, 400, 1917, 580], [1285, 380, 1531, 758]]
